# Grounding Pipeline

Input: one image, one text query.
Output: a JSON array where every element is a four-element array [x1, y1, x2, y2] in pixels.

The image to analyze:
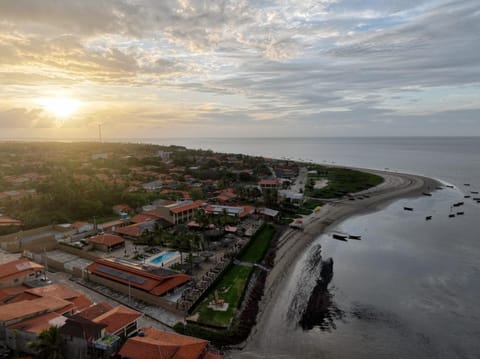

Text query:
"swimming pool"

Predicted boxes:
[[148, 251, 180, 266]]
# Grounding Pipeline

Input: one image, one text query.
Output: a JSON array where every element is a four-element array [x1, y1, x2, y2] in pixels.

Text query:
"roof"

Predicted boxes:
[[239, 205, 255, 219], [0, 216, 22, 226], [100, 219, 126, 228], [170, 200, 204, 214], [258, 208, 280, 217], [72, 221, 90, 229], [89, 234, 125, 247], [131, 213, 159, 224], [0, 300, 47, 322], [60, 315, 107, 341], [77, 302, 113, 321], [0, 258, 44, 283], [86, 259, 191, 296], [7, 312, 66, 334], [259, 179, 279, 186], [92, 305, 142, 335], [119, 327, 209, 359], [115, 221, 156, 238]]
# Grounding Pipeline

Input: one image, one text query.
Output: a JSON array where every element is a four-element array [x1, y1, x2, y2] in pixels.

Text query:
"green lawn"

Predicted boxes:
[[305, 167, 383, 198], [239, 224, 276, 263], [196, 265, 253, 328], [194, 225, 276, 328]]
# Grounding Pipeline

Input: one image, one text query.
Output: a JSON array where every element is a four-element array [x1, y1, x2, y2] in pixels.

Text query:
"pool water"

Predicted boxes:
[[149, 251, 177, 265]]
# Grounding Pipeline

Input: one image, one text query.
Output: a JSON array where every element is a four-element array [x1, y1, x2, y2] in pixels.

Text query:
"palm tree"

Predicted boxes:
[[28, 326, 64, 359]]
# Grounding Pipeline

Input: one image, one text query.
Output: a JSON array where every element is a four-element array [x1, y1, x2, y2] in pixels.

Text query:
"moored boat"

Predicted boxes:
[[403, 207, 414, 211], [332, 233, 348, 241], [348, 234, 362, 240], [425, 216, 432, 220]]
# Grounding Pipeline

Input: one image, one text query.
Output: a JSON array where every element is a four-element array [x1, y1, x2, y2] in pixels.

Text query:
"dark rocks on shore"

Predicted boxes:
[[300, 257, 343, 330]]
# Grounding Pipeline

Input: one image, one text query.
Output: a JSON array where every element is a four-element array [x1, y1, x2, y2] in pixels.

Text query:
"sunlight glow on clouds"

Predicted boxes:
[[0, 0, 479, 138]]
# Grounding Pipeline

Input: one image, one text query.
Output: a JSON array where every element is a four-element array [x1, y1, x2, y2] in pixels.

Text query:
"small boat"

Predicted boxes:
[[453, 202, 464, 207], [471, 191, 479, 194], [403, 207, 414, 211], [464, 183, 471, 186], [422, 192, 432, 196], [473, 197, 480, 201], [446, 185, 454, 188], [436, 186, 443, 190], [332, 234, 348, 241], [449, 214, 456, 218], [348, 234, 362, 240], [425, 216, 432, 220], [456, 212, 464, 215], [464, 195, 471, 198]]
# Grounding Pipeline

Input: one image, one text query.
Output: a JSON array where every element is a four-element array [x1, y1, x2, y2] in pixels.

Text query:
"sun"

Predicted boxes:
[[37, 97, 81, 118]]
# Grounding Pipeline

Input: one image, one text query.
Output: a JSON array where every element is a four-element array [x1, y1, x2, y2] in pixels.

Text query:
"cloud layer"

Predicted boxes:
[[0, 0, 479, 136]]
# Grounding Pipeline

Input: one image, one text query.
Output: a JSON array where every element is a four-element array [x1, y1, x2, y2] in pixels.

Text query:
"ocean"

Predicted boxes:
[[141, 137, 480, 358]]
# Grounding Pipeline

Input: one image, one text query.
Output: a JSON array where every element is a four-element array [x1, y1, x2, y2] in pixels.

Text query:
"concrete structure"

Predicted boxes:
[[88, 234, 125, 252]]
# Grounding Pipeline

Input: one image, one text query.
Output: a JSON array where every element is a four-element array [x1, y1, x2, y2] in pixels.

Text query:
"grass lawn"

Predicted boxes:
[[194, 225, 276, 328], [196, 265, 253, 328], [306, 167, 383, 198], [239, 224, 276, 263]]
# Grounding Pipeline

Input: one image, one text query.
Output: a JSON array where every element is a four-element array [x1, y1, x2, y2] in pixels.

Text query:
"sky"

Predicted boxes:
[[0, 0, 479, 139]]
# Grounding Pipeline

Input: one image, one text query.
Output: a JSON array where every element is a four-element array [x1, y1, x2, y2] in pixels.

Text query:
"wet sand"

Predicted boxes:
[[227, 170, 439, 358]]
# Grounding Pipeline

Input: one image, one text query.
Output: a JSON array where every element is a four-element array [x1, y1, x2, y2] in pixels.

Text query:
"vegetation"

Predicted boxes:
[[305, 165, 383, 198], [28, 326, 64, 359], [192, 224, 275, 328]]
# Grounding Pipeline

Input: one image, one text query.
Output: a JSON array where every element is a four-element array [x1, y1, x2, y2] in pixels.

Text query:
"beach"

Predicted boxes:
[[227, 170, 440, 359]]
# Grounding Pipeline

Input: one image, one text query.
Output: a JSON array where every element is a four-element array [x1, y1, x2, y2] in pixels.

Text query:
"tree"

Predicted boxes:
[[28, 326, 64, 359]]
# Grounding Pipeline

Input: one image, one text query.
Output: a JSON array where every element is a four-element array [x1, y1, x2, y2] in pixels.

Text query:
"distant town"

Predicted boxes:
[[0, 141, 382, 358]]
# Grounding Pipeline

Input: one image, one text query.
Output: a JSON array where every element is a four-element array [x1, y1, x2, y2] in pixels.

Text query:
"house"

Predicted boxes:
[[0, 258, 44, 288], [115, 220, 157, 241], [60, 315, 108, 359], [6, 312, 66, 355], [22, 284, 93, 312], [118, 327, 222, 359], [259, 179, 280, 190], [88, 234, 125, 252], [142, 180, 163, 191], [278, 190, 304, 205], [91, 305, 142, 338], [98, 219, 128, 233], [203, 205, 255, 220], [257, 208, 280, 222], [113, 204, 133, 216], [0, 215, 22, 227], [71, 221, 94, 234]]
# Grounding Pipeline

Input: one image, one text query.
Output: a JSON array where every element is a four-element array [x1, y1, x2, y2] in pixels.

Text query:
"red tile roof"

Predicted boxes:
[[24, 284, 93, 311], [92, 305, 142, 335], [86, 259, 191, 297], [119, 327, 209, 359], [89, 234, 125, 247], [131, 214, 159, 224], [259, 179, 279, 186], [170, 201, 204, 214], [77, 302, 113, 320], [7, 312, 65, 334], [0, 258, 44, 283]]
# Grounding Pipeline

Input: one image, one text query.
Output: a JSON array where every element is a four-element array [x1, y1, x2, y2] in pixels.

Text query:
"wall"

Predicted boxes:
[[58, 243, 100, 261]]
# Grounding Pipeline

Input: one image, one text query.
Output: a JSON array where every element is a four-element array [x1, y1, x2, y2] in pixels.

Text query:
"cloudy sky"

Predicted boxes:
[[0, 0, 479, 139]]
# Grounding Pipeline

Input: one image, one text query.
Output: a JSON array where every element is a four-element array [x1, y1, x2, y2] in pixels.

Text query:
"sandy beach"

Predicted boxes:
[[227, 170, 440, 358]]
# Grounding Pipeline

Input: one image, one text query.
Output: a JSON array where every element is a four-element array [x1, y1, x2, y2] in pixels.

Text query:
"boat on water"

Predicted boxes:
[[425, 216, 432, 220], [403, 207, 414, 211], [332, 233, 348, 241], [348, 234, 362, 240], [464, 195, 471, 198], [453, 202, 464, 207], [446, 185, 454, 188], [449, 214, 456, 218], [471, 191, 479, 194], [464, 183, 471, 186], [456, 212, 464, 215], [422, 192, 432, 196]]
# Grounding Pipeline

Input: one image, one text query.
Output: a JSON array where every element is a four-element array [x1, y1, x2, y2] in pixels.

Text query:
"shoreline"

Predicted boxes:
[[227, 169, 440, 358]]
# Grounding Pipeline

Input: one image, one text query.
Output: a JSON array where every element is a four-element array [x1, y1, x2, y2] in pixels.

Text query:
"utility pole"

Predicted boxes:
[[98, 123, 102, 142]]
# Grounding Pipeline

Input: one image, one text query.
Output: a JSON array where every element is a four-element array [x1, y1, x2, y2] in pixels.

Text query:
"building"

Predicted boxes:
[[203, 205, 255, 220], [155, 200, 205, 224], [0, 258, 44, 288], [85, 259, 191, 302], [118, 327, 222, 359], [258, 179, 280, 190], [88, 234, 125, 252]]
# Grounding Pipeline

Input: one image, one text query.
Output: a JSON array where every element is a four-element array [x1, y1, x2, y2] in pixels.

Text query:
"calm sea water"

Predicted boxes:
[[141, 137, 480, 358]]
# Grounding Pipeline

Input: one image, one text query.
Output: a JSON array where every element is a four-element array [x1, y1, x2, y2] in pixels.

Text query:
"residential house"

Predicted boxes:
[[156, 200, 205, 224], [118, 327, 222, 359], [0, 258, 44, 288], [258, 179, 280, 190], [88, 234, 125, 252]]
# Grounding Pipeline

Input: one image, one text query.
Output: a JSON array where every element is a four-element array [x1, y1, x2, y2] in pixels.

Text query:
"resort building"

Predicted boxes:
[[203, 205, 255, 219], [155, 200, 205, 224], [85, 259, 191, 310]]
